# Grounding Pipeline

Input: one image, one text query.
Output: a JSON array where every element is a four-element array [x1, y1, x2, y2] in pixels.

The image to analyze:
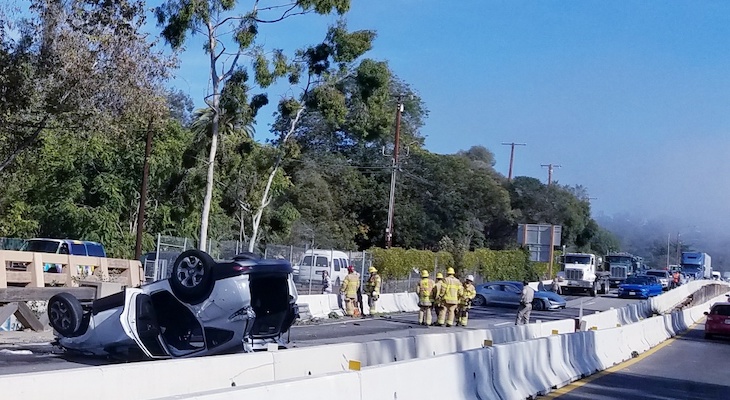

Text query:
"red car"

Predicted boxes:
[[704, 301, 730, 339]]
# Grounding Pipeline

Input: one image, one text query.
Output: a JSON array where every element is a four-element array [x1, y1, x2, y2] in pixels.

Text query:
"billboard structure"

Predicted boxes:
[[517, 224, 562, 276]]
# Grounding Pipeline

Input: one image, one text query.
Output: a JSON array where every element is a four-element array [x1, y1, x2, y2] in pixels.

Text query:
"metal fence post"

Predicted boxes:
[[154, 233, 161, 282], [308, 249, 314, 295], [289, 245, 293, 264]]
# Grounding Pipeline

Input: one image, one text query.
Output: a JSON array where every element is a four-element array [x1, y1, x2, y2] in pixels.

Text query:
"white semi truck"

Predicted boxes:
[[557, 252, 610, 297]]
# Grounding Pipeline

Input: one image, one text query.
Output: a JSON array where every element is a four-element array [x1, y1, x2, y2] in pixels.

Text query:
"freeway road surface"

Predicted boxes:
[[547, 322, 730, 400], [0, 291, 642, 375]]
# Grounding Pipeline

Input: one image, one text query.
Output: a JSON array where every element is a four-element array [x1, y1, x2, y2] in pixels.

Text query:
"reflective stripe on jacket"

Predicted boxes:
[[442, 276, 463, 305], [341, 272, 360, 298], [459, 283, 476, 306], [366, 274, 382, 295], [417, 278, 436, 306]]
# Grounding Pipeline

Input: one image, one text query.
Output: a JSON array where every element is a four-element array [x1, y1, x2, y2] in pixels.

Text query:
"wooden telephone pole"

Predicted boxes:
[[501, 142, 526, 181], [541, 163, 562, 185]]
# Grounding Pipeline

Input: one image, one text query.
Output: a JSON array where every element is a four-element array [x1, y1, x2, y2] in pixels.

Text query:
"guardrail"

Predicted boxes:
[[0, 250, 143, 288]]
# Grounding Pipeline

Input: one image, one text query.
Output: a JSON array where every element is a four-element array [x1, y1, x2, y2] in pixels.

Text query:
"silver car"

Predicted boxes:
[[472, 281, 567, 311], [47, 250, 299, 359]]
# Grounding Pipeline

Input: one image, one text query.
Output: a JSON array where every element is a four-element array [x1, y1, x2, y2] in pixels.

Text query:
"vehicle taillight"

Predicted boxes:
[[233, 265, 252, 272]]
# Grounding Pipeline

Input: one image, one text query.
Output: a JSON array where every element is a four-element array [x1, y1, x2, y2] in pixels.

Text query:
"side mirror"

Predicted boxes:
[[704, 311, 709, 315]]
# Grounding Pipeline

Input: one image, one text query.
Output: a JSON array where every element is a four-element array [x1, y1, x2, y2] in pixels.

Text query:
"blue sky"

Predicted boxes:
[[160, 1, 730, 229]]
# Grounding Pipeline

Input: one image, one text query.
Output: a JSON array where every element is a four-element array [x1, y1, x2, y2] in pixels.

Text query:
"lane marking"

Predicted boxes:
[[542, 321, 700, 399], [494, 322, 511, 326], [584, 301, 595, 305]]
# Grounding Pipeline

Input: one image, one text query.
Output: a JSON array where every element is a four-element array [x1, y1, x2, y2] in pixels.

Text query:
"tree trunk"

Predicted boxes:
[[199, 23, 221, 251], [247, 107, 304, 252]]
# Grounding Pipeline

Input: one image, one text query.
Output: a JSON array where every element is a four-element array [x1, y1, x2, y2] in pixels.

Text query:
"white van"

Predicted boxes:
[[295, 250, 351, 286]]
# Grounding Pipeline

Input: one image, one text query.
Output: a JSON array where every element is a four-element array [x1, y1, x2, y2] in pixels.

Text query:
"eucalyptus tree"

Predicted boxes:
[[155, 0, 355, 251]]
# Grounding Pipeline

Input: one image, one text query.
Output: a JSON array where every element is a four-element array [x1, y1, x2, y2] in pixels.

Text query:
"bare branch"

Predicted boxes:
[[253, 4, 311, 23], [221, 51, 241, 81]]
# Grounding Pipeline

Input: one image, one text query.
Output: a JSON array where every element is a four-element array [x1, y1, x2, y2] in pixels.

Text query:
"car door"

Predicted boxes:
[[120, 289, 170, 359], [503, 284, 523, 306], [482, 284, 502, 304]]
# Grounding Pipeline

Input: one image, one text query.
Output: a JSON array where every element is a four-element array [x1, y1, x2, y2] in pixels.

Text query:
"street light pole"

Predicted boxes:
[[385, 98, 404, 249], [501, 142, 526, 181]]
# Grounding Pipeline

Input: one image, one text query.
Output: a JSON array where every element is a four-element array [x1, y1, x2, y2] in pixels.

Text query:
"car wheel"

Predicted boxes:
[[170, 249, 215, 305], [472, 295, 486, 307], [48, 293, 84, 337], [532, 299, 546, 311]]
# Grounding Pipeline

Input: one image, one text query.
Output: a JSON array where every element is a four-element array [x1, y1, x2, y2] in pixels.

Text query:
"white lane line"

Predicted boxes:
[[585, 301, 596, 305], [494, 322, 511, 326]]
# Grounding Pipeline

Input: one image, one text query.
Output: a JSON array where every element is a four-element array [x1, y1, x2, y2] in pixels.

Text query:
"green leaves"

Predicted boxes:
[[296, 0, 350, 15], [327, 21, 375, 63]]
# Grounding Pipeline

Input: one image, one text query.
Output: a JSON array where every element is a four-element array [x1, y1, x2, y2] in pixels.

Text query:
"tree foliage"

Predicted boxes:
[[0, 0, 619, 263]]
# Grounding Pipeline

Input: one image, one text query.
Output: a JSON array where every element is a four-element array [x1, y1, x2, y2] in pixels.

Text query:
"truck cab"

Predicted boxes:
[[604, 252, 641, 287], [557, 252, 609, 296], [681, 252, 712, 280]]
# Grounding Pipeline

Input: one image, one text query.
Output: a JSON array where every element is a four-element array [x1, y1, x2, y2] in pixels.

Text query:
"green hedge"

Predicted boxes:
[[370, 247, 544, 281]]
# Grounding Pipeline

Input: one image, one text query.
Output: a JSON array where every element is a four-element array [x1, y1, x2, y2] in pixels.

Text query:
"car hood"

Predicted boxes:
[[619, 284, 650, 290], [535, 291, 565, 303]]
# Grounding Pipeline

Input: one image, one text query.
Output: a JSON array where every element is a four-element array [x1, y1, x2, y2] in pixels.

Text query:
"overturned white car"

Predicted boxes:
[[47, 250, 299, 359]]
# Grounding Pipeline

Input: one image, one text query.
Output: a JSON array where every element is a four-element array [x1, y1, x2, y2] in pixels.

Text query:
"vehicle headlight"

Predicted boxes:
[[229, 306, 255, 322]]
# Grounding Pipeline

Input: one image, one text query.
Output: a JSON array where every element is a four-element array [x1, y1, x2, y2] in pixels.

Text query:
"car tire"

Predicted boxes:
[[170, 249, 216, 305], [532, 299, 546, 311], [472, 294, 486, 307], [48, 292, 85, 337]]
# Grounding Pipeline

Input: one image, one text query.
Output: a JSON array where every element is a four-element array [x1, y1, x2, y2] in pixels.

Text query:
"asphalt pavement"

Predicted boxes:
[[547, 322, 730, 400]]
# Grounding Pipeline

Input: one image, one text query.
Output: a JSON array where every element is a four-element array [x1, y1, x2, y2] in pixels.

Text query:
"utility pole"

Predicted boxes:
[[135, 118, 155, 260], [501, 142, 526, 181], [385, 97, 404, 249], [541, 163, 561, 185]]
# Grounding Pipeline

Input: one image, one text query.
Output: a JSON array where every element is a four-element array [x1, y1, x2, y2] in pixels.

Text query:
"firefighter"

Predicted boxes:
[[340, 266, 361, 316], [457, 275, 476, 326], [437, 267, 463, 327], [432, 272, 445, 326], [417, 269, 436, 326], [365, 266, 382, 316]]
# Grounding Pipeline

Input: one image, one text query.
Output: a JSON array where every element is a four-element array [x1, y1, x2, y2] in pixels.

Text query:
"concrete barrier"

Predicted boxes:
[[0, 351, 277, 400], [6, 282, 725, 400], [358, 352, 474, 400], [166, 371, 363, 399]]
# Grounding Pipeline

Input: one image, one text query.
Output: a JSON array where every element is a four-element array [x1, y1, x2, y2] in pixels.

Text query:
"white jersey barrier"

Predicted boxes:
[[298, 279, 553, 320], [297, 292, 419, 319], [3, 283, 722, 400], [0, 313, 574, 399], [155, 291, 729, 400], [580, 280, 728, 331]]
